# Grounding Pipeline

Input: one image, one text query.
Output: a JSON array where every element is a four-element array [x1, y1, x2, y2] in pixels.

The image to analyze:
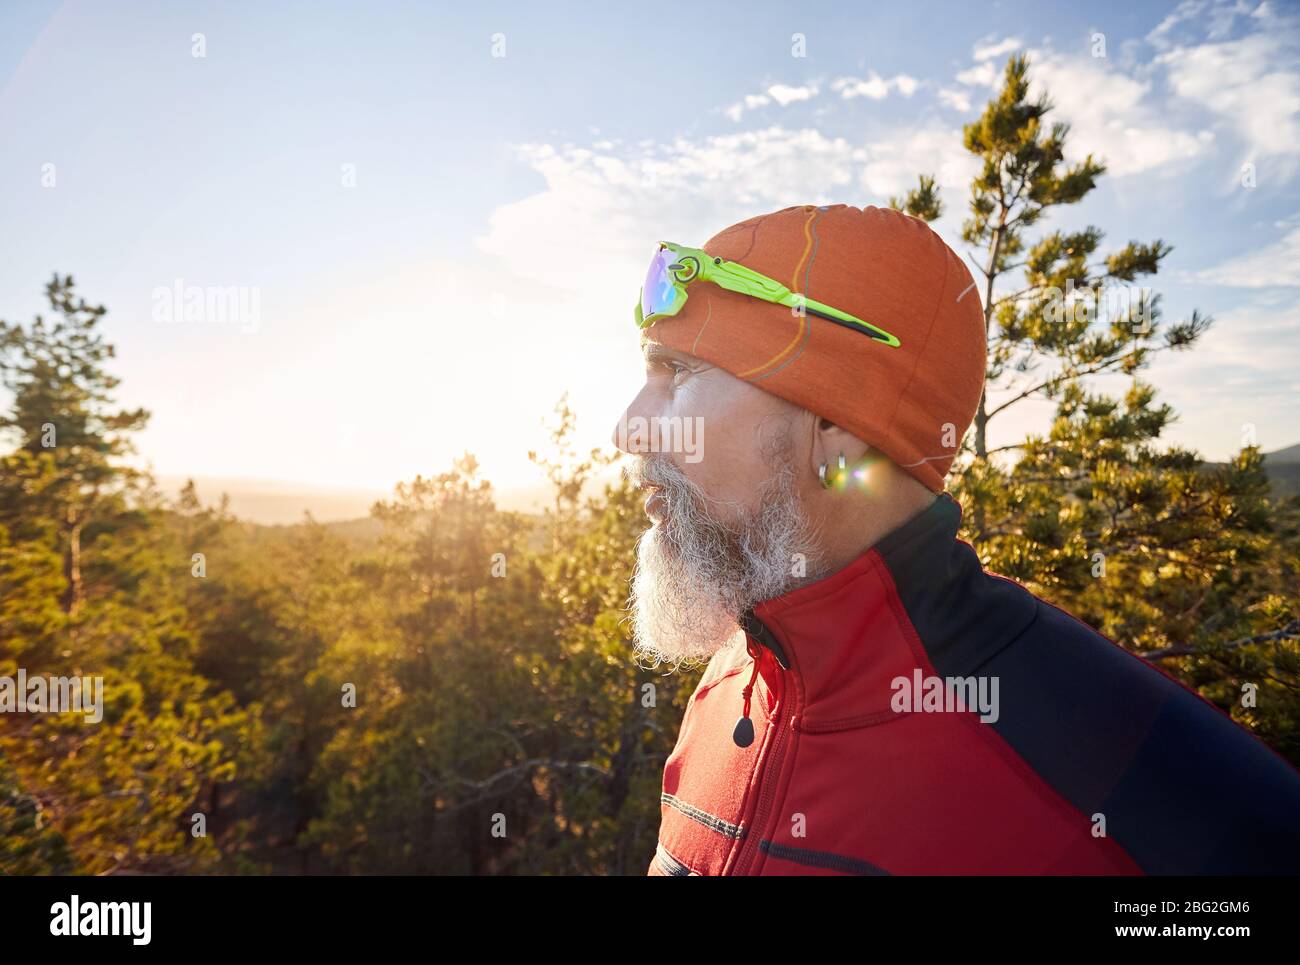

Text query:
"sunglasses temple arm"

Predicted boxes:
[[794, 295, 901, 346]]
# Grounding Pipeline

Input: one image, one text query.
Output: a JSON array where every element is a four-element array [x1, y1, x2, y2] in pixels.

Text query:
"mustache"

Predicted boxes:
[[623, 455, 687, 491]]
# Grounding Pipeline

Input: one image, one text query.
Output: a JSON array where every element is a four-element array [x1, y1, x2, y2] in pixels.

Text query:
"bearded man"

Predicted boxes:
[[611, 203, 1300, 876]]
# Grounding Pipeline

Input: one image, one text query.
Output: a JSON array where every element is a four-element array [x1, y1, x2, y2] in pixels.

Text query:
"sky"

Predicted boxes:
[[1, 0, 1297, 508]]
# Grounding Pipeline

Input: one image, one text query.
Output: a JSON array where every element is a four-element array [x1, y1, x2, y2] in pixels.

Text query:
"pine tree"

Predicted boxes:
[[1, 276, 257, 874], [892, 53, 1299, 761], [0, 274, 150, 617]]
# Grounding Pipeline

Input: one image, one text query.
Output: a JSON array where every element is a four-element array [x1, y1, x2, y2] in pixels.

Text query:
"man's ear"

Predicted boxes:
[[809, 414, 870, 481], [815, 417, 869, 456]]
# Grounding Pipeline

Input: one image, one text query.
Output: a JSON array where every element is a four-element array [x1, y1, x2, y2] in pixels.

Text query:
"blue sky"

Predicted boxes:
[[1, 0, 1297, 503]]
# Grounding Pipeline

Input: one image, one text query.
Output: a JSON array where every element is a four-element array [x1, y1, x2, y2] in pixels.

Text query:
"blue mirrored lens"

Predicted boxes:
[[641, 247, 677, 319]]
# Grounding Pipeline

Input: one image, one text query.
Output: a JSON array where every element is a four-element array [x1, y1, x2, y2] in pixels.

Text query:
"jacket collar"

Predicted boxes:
[[737, 492, 1003, 729]]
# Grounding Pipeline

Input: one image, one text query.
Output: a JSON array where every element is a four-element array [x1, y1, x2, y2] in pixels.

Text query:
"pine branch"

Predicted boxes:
[[985, 349, 1143, 420], [1138, 621, 1300, 660]]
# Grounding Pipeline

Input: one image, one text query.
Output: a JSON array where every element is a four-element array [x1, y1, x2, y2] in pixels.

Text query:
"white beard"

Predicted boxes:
[[626, 430, 821, 669]]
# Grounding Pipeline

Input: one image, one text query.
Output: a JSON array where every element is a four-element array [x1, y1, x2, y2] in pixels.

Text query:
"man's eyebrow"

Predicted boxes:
[[642, 343, 690, 366]]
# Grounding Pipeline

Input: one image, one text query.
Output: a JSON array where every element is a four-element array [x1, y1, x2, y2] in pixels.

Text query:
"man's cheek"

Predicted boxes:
[[650, 400, 702, 464], [668, 407, 708, 466], [674, 383, 736, 465]]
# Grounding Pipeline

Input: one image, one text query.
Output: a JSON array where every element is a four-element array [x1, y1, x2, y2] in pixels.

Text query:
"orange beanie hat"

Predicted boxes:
[[640, 203, 987, 492]]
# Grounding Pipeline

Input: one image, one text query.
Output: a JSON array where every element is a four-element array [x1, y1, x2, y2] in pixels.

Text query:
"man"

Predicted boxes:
[[611, 203, 1300, 875]]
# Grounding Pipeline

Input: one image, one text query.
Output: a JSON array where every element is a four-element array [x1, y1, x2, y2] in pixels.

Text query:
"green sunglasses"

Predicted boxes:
[[634, 241, 901, 347]]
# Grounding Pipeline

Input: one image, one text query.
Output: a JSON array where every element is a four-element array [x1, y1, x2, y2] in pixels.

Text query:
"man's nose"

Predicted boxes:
[[611, 407, 645, 455]]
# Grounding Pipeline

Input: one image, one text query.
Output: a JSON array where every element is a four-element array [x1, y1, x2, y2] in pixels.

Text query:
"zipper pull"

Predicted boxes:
[[733, 639, 761, 747]]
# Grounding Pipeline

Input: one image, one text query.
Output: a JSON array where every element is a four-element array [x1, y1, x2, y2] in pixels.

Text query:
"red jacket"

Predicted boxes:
[[647, 492, 1300, 875]]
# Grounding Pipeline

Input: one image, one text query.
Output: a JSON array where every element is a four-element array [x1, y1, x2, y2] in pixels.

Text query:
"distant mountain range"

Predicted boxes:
[[1258, 443, 1300, 498], [153, 472, 604, 526], [156, 444, 1300, 527]]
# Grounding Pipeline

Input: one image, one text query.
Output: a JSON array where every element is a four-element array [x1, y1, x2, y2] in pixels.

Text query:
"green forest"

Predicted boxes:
[[2, 55, 1298, 875]]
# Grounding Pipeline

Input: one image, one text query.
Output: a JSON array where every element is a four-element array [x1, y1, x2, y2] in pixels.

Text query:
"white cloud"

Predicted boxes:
[[831, 72, 919, 100], [946, 38, 1218, 177], [1156, 28, 1300, 173], [857, 123, 982, 200], [1137, 1, 1300, 181], [768, 83, 819, 105], [942, 5, 1300, 181], [1187, 224, 1300, 286], [1150, 291, 1300, 455], [955, 61, 998, 87], [473, 122, 985, 301], [973, 37, 1023, 61], [1025, 52, 1216, 176], [937, 87, 972, 112], [1147, 0, 1259, 51], [724, 83, 818, 120], [725, 93, 771, 122], [475, 128, 867, 292]]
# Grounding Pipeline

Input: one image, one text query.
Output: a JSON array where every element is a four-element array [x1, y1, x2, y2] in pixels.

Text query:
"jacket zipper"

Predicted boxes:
[[729, 611, 796, 875], [734, 609, 790, 746]]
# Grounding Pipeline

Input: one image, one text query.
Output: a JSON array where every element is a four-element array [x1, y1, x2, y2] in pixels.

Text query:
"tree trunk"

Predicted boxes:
[[61, 520, 83, 616], [974, 384, 990, 533]]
